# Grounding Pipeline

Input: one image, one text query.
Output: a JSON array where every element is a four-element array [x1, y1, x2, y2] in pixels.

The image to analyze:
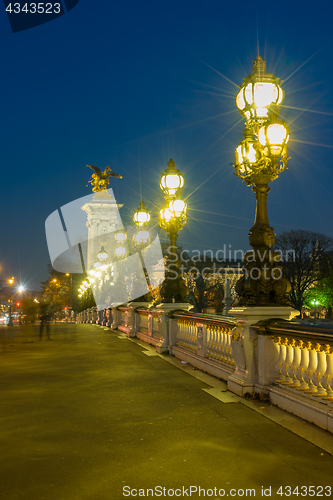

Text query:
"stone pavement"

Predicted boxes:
[[0, 324, 332, 500]]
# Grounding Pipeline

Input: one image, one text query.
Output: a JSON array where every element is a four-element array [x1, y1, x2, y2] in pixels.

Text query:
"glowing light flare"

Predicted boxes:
[[18, 285, 25, 293]]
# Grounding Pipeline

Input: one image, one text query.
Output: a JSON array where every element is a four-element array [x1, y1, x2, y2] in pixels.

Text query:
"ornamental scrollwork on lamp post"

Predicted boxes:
[[158, 158, 189, 303], [234, 56, 291, 306]]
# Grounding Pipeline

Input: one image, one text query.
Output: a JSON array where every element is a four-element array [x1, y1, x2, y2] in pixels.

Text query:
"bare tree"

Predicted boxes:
[[274, 230, 333, 311]]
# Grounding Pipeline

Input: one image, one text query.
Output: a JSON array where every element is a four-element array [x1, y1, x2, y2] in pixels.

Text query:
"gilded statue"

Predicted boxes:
[[86, 165, 122, 192]]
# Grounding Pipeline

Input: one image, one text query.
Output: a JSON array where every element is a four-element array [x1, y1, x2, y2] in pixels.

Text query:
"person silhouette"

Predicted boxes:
[[39, 300, 52, 340]]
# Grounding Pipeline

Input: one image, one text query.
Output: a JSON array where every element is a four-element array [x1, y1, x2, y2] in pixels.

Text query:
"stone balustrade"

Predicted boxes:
[[76, 306, 333, 432]]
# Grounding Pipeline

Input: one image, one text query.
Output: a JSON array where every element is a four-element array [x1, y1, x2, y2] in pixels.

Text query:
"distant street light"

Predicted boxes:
[[311, 299, 320, 319], [233, 56, 291, 306], [7, 275, 14, 326]]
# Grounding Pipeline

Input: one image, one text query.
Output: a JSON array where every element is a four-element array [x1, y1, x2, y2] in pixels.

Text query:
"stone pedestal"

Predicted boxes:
[[155, 303, 193, 353], [227, 306, 299, 396]]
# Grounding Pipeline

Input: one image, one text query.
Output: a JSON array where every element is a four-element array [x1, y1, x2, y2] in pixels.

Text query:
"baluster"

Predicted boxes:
[[210, 326, 216, 358], [289, 339, 301, 388], [228, 332, 235, 365], [206, 327, 211, 357], [212, 326, 217, 358], [304, 343, 318, 394], [223, 329, 229, 362], [295, 341, 310, 391], [275, 337, 287, 383], [314, 344, 327, 397], [214, 327, 219, 359], [290, 340, 302, 388], [225, 328, 232, 364], [322, 345, 333, 400], [281, 338, 295, 385]]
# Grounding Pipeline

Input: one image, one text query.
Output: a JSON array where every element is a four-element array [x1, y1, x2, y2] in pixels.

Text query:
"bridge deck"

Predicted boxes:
[[0, 324, 332, 499]]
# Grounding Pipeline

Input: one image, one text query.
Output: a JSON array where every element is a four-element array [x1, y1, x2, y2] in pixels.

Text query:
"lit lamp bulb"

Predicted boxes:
[[97, 246, 108, 261], [236, 56, 284, 123], [258, 121, 289, 157], [159, 207, 173, 223], [115, 246, 126, 259], [169, 199, 186, 217], [234, 128, 259, 177], [114, 231, 127, 244], [133, 230, 150, 246], [160, 158, 184, 197], [133, 200, 150, 227]]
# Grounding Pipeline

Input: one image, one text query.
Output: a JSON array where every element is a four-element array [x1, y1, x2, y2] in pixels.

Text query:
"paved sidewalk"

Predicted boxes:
[[0, 324, 332, 500]]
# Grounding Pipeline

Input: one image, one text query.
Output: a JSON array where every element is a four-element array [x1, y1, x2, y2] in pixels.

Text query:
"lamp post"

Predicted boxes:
[[132, 201, 153, 302], [158, 158, 188, 303], [7, 275, 14, 326], [233, 56, 291, 306]]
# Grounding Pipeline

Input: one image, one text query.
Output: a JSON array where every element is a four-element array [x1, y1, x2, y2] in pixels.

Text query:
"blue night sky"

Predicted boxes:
[[1, 0, 333, 290]]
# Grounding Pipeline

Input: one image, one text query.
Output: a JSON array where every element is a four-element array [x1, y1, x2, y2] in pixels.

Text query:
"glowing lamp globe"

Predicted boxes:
[[258, 121, 289, 157], [159, 207, 173, 224], [8, 275, 14, 285], [236, 56, 284, 123], [115, 246, 126, 259], [133, 200, 150, 227], [133, 230, 150, 245], [160, 158, 184, 197], [97, 246, 108, 261], [234, 128, 260, 176], [169, 199, 187, 217], [114, 231, 127, 243]]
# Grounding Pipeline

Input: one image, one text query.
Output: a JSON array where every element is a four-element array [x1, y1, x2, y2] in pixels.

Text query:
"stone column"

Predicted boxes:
[[81, 190, 123, 273]]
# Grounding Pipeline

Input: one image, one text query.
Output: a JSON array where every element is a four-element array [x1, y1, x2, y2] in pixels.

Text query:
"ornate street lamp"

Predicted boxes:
[[158, 159, 189, 303], [233, 56, 291, 306]]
